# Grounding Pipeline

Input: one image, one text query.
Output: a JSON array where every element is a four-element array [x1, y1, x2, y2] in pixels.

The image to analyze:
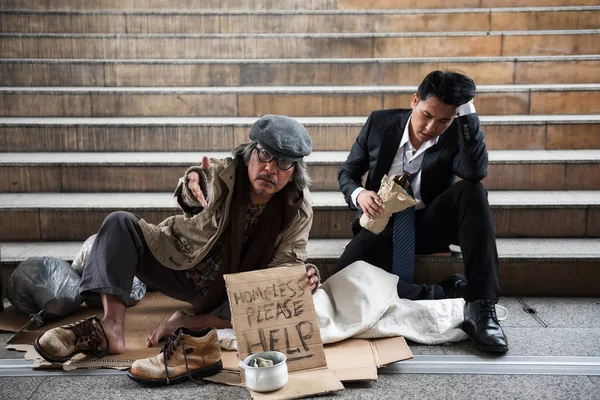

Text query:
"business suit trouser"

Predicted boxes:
[[334, 180, 500, 302]]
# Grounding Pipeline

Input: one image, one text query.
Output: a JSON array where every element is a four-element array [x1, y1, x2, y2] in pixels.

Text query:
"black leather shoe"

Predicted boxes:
[[463, 299, 509, 353], [437, 273, 467, 299]]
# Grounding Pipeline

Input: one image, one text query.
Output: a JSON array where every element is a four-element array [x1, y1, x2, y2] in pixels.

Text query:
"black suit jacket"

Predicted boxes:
[[338, 108, 488, 214]]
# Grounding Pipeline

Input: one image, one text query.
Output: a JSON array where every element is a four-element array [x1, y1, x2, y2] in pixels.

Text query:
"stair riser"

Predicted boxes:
[[2, 123, 598, 151], [3, 260, 598, 297], [1, 91, 598, 117], [3, 163, 599, 192], [0, 0, 594, 10], [3, 60, 599, 86], [494, 260, 600, 296], [314, 259, 600, 296], [413, 259, 600, 296], [2, 34, 598, 58], [1, 207, 596, 240], [3, 11, 598, 34]]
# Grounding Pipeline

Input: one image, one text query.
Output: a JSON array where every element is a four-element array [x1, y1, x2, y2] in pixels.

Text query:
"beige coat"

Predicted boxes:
[[138, 157, 313, 271]]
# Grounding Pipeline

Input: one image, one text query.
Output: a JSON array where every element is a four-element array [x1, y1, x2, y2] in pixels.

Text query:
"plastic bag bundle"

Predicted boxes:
[[70, 234, 96, 275], [71, 234, 147, 307], [83, 278, 147, 308], [7, 257, 84, 329]]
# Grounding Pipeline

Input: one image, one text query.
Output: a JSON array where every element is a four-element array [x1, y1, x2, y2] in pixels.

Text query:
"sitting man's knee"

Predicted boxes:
[[104, 211, 138, 226], [455, 180, 486, 198]]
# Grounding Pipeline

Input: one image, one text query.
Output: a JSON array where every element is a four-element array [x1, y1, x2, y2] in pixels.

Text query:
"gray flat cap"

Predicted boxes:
[[249, 115, 312, 162]]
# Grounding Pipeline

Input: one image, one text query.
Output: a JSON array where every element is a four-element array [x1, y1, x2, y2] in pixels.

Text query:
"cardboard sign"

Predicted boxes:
[[224, 265, 327, 373]]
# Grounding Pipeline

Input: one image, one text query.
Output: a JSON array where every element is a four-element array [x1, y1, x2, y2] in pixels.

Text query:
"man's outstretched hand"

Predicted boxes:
[[186, 156, 210, 207]]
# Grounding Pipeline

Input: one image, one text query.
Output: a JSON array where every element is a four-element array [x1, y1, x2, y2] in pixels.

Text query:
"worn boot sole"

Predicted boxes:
[[33, 337, 80, 364], [462, 321, 509, 354], [127, 360, 223, 386]]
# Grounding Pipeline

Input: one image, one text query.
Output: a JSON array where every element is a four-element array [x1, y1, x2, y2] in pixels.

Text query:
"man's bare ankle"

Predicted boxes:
[[98, 319, 126, 354], [106, 338, 126, 354]]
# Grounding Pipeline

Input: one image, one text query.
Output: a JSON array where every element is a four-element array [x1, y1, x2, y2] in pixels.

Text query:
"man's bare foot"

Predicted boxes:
[[146, 310, 192, 347], [100, 318, 126, 354], [146, 311, 233, 347]]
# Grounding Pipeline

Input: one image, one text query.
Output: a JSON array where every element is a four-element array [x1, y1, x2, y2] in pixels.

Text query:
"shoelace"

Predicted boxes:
[[67, 316, 108, 358], [161, 329, 205, 386], [477, 300, 499, 323]]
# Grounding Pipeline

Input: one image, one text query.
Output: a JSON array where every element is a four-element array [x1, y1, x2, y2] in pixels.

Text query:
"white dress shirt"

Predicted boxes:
[[351, 115, 439, 211]]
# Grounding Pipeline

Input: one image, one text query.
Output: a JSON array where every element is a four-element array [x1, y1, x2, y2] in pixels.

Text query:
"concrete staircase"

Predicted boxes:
[[1, 1, 599, 297]]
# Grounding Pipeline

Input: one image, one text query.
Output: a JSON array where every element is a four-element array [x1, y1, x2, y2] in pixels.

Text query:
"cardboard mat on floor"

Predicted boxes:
[[0, 269, 413, 399]]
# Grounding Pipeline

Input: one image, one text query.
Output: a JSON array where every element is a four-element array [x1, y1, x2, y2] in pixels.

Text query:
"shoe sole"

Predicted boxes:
[[33, 337, 78, 364], [127, 360, 223, 386], [462, 322, 509, 354], [475, 343, 509, 353]]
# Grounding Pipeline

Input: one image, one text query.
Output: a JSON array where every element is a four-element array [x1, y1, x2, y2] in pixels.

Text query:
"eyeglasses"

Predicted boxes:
[[255, 147, 295, 171]]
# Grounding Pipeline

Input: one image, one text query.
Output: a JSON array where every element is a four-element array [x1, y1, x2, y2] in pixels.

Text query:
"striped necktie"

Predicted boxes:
[[391, 182, 416, 283]]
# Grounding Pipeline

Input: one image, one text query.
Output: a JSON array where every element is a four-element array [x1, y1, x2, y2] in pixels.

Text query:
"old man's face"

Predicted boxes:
[[246, 145, 295, 204]]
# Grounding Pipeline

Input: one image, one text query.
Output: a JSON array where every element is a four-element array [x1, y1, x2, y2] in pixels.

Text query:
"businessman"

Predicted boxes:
[[335, 71, 508, 353]]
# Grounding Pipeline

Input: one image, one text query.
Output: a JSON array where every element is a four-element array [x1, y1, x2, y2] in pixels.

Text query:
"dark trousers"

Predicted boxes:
[[79, 211, 207, 311], [334, 180, 500, 302]]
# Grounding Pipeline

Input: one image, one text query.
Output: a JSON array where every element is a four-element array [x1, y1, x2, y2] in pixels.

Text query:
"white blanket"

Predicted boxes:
[[315, 261, 469, 344]]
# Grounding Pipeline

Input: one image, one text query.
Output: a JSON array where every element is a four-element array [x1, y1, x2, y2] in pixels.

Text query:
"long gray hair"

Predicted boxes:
[[232, 142, 312, 192]]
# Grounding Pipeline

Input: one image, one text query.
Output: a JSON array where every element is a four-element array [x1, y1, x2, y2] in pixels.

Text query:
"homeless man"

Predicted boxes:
[[334, 71, 508, 353], [34, 114, 320, 363]]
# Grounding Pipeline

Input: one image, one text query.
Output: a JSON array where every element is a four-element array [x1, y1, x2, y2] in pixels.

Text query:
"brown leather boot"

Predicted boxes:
[[128, 326, 222, 386], [33, 316, 109, 364]]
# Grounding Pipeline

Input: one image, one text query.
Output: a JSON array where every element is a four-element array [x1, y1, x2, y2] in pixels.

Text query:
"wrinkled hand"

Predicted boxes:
[[357, 190, 384, 219], [187, 156, 210, 207], [306, 266, 319, 292]]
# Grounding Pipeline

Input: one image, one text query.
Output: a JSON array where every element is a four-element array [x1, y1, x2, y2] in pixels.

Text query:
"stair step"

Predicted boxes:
[[2, 84, 599, 117], [3, 56, 600, 86], [2, 116, 598, 151], [0, 191, 598, 240], [2, 150, 599, 192], [2, 30, 598, 58], [2, 8, 598, 34], [0, 0, 595, 11], [2, 238, 599, 296]]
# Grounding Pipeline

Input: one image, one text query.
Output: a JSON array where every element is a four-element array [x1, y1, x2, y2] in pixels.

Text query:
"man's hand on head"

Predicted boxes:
[[357, 190, 384, 219], [187, 156, 210, 207]]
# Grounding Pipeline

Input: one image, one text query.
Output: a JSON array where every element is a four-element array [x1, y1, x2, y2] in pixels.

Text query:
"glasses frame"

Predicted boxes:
[[254, 147, 295, 171]]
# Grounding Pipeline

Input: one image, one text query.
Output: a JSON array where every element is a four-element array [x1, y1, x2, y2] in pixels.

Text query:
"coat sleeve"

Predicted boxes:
[[338, 112, 374, 208], [452, 113, 488, 182]]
